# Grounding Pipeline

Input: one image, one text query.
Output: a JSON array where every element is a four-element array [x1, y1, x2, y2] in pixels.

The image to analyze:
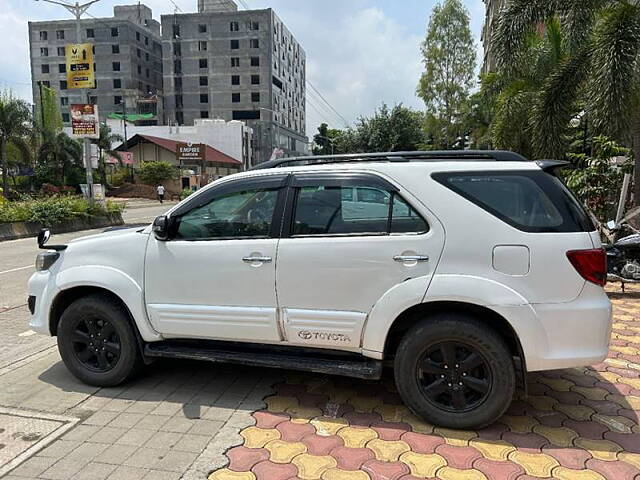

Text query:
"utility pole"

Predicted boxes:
[[120, 99, 133, 182], [34, 0, 101, 200]]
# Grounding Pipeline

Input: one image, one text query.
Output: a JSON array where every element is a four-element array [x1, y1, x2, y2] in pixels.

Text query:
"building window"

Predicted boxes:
[[113, 79, 121, 89], [201, 110, 209, 119], [198, 24, 207, 33], [137, 65, 142, 75], [41, 64, 49, 74], [200, 94, 209, 103], [39, 31, 48, 41], [60, 97, 68, 106], [89, 95, 97, 104], [56, 30, 64, 40], [114, 95, 122, 105], [41, 81, 50, 87], [251, 74, 260, 85], [231, 75, 240, 85], [175, 94, 183, 107], [176, 111, 184, 124], [57, 46, 65, 56], [58, 64, 66, 73], [174, 60, 182, 73], [136, 31, 141, 41], [250, 56, 260, 67], [40, 47, 48, 57], [59, 80, 67, 90], [145, 52, 149, 61], [173, 43, 181, 56], [145, 36, 149, 45], [112, 62, 121, 71], [172, 24, 180, 38], [136, 48, 141, 57], [230, 21, 239, 31], [231, 57, 240, 67], [250, 39, 259, 48], [200, 76, 208, 86], [199, 58, 208, 69], [145, 68, 150, 78], [112, 44, 119, 54], [111, 27, 118, 37], [86, 28, 94, 38], [232, 93, 240, 103], [198, 41, 207, 51], [230, 39, 239, 49], [249, 21, 259, 30], [251, 92, 260, 102], [62, 113, 69, 123], [175, 77, 182, 88]]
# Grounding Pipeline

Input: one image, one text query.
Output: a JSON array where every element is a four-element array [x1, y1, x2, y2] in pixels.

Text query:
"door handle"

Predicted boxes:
[[242, 256, 273, 263], [393, 255, 429, 262]]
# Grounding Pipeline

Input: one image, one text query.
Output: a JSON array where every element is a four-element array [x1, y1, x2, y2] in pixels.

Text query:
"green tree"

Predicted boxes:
[[417, 0, 476, 148], [0, 93, 32, 199], [138, 161, 177, 186], [355, 103, 426, 153], [312, 123, 342, 156], [37, 131, 82, 186], [494, 0, 640, 203], [92, 124, 123, 186]]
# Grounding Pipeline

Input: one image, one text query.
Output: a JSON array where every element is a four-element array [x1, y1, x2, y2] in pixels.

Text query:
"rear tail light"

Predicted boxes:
[[566, 249, 607, 287]]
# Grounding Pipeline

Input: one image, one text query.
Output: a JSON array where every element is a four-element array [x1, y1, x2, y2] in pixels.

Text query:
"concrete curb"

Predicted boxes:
[[0, 213, 124, 242]]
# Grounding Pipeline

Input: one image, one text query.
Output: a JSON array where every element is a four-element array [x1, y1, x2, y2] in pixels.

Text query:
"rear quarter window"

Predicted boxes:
[[432, 171, 594, 233]]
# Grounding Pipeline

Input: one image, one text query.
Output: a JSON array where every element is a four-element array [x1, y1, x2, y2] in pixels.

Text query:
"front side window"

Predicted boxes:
[[176, 189, 279, 240], [292, 185, 428, 236]]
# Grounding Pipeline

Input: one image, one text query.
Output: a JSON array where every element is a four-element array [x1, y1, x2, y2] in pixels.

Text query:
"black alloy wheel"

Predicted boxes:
[[70, 317, 121, 372], [418, 341, 491, 412]]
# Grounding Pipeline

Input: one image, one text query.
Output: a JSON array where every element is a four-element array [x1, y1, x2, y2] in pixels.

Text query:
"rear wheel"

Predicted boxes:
[[394, 313, 515, 429], [57, 294, 142, 387]]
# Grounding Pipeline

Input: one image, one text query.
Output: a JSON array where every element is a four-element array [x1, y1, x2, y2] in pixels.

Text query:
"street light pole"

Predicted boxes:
[[315, 135, 335, 155], [34, 0, 101, 200]]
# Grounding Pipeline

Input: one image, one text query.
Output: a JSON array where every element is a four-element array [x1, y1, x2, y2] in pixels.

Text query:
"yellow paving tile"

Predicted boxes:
[[508, 451, 559, 477], [606, 394, 640, 410], [593, 414, 636, 434], [399, 452, 447, 478], [612, 333, 640, 344], [366, 439, 411, 462], [574, 438, 622, 461], [286, 405, 324, 423], [401, 413, 435, 434], [337, 427, 378, 448], [310, 417, 349, 436], [240, 427, 281, 448], [349, 396, 383, 413], [554, 403, 595, 421], [374, 404, 411, 423], [611, 345, 640, 356], [585, 370, 620, 383], [209, 469, 256, 480], [437, 466, 487, 480], [526, 395, 558, 411], [469, 438, 515, 461], [499, 415, 540, 433], [433, 427, 478, 446], [532, 425, 578, 448], [321, 469, 371, 480], [264, 440, 307, 463], [570, 386, 610, 401], [538, 377, 575, 392], [553, 467, 605, 480], [265, 396, 299, 412], [293, 453, 338, 480], [619, 376, 640, 390], [619, 452, 640, 470]]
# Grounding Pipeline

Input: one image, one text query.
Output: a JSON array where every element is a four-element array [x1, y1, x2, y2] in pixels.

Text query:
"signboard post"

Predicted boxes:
[[176, 143, 206, 186], [65, 43, 95, 89]]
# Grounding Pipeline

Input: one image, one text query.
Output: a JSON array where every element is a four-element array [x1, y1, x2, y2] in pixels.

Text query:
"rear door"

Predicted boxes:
[[275, 172, 444, 350]]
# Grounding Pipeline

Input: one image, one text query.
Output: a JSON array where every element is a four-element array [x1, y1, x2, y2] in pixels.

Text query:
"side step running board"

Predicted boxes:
[[144, 342, 383, 380]]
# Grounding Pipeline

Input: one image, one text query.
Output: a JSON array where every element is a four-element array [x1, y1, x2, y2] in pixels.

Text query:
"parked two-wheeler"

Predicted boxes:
[[604, 220, 640, 287]]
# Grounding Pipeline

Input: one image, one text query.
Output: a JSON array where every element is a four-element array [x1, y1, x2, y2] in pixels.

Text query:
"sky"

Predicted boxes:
[[0, 0, 486, 136]]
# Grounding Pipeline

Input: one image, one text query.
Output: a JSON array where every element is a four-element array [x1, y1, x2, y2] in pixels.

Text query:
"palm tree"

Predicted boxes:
[[93, 124, 123, 185], [38, 132, 82, 185], [0, 93, 32, 199], [493, 0, 640, 203]]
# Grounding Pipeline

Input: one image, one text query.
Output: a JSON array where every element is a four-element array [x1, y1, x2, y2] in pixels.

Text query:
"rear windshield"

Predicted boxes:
[[432, 171, 594, 233]]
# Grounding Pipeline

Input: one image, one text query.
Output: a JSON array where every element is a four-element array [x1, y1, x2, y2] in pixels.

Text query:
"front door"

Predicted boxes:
[[144, 175, 287, 343], [276, 172, 443, 350]]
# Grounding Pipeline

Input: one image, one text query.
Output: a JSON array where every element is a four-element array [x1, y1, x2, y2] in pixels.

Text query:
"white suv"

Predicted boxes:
[[27, 151, 612, 429]]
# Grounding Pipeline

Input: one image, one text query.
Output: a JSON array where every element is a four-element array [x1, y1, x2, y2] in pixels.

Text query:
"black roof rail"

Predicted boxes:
[[250, 150, 528, 170]]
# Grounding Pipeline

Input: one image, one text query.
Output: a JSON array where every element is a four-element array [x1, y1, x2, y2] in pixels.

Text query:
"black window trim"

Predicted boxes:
[[281, 172, 429, 239], [168, 174, 289, 242]]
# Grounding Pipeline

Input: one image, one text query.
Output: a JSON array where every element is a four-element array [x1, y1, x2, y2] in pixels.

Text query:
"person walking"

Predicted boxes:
[[156, 184, 165, 204]]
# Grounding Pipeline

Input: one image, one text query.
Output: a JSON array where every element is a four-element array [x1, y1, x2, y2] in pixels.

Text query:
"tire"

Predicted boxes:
[[394, 313, 515, 430], [57, 293, 142, 387]]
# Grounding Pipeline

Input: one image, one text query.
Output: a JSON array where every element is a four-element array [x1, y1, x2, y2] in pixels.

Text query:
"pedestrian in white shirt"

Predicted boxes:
[[156, 184, 165, 204]]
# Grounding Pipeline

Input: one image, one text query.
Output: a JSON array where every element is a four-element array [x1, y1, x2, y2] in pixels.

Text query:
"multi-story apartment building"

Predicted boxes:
[[161, 0, 308, 164], [28, 5, 163, 126], [481, 0, 506, 74]]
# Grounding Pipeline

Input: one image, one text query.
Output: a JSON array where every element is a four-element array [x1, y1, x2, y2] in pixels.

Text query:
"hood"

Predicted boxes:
[[69, 226, 148, 245]]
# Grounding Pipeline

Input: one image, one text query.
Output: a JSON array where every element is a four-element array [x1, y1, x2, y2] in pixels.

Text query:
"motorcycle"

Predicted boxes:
[[604, 220, 640, 287]]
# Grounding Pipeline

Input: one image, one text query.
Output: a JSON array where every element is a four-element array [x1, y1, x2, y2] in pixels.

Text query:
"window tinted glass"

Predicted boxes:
[[176, 189, 278, 240], [293, 186, 427, 236], [433, 171, 594, 233]]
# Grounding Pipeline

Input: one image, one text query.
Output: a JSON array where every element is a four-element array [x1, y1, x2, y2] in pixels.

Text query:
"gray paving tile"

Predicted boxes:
[[90, 425, 128, 444], [70, 461, 117, 480], [64, 441, 109, 463], [61, 424, 101, 442], [8, 456, 57, 478], [40, 458, 85, 480], [144, 431, 184, 450], [109, 465, 150, 480], [142, 470, 183, 480], [109, 412, 146, 429], [134, 414, 171, 431], [93, 443, 138, 465], [173, 434, 211, 453], [125, 401, 160, 414], [154, 450, 199, 473], [83, 410, 119, 426], [188, 419, 224, 436], [38, 439, 82, 458], [115, 428, 156, 447], [159, 415, 198, 433], [123, 447, 170, 469]]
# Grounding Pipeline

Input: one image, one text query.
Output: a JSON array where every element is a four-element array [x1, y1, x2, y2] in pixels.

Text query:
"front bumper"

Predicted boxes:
[[27, 271, 55, 336]]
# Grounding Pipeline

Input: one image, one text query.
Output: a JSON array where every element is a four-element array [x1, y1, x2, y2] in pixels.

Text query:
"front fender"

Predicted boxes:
[[54, 266, 161, 342]]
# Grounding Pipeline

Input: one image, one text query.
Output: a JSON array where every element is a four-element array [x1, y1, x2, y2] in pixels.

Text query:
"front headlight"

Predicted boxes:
[[35, 252, 60, 271]]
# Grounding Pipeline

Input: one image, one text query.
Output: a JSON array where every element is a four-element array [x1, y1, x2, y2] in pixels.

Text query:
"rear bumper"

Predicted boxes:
[[495, 283, 613, 372]]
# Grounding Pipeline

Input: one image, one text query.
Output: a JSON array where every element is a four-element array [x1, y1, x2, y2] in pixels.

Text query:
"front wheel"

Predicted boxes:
[[57, 294, 142, 387], [394, 313, 515, 430]]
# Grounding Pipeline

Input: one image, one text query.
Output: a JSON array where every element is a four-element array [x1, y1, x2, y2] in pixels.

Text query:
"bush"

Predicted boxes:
[[180, 188, 194, 200], [110, 168, 130, 187], [138, 161, 177, 186]]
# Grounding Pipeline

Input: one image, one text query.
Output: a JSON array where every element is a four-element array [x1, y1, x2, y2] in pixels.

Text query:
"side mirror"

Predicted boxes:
[[153, 215, 171, 241], [37, 229, 51, 248]]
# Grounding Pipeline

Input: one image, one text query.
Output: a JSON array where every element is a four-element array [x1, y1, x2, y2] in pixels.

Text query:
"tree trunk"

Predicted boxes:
[[633, 113, 640, 207], [1, 138, 7, 199]]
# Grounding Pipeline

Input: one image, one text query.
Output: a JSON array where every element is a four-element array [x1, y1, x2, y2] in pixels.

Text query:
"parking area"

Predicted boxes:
[[1, 285, 639, 480]]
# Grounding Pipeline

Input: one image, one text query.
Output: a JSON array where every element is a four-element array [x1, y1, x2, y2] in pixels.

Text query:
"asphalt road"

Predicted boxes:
[[0, 202, 175, 370]]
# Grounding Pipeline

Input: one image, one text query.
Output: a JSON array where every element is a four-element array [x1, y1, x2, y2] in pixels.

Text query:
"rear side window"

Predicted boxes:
[[433, 171, 594, 233]]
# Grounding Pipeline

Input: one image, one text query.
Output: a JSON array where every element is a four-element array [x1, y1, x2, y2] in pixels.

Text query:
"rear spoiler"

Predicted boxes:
[[535, 160, 573, 172]]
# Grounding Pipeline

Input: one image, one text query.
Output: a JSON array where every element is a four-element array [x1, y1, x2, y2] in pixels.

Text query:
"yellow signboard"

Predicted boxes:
[[66, 43, 94, 89]]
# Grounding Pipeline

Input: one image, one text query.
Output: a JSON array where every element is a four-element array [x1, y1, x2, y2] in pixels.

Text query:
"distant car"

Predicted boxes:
[[28, 150, 612, 429]]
